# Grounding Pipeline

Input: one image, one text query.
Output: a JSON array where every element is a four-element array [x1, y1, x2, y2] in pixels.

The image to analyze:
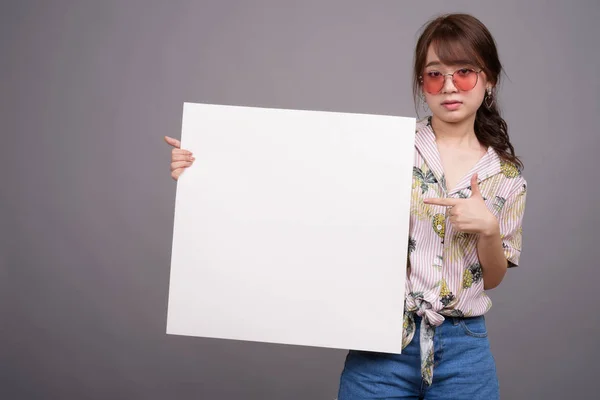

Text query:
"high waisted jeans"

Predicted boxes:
[[337, 315, 499, 400]]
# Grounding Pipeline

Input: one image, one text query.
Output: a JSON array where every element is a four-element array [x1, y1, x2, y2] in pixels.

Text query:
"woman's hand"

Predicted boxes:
[[164, 136, 195, 181], [423, 174, 499, 237]]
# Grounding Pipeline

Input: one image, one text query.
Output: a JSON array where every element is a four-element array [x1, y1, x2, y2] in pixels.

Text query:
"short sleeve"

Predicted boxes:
[[498, 181, 527, 268]]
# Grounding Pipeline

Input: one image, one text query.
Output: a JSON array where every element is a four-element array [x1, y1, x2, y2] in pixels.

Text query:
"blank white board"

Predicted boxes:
[[166, 102, 415, 354]]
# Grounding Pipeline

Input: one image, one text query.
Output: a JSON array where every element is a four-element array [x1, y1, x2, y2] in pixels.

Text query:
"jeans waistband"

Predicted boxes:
[[412, 313, 484, 325]]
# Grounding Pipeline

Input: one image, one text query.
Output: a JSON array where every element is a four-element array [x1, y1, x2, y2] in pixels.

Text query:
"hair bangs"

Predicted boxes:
[[430, 33, 483, 69]]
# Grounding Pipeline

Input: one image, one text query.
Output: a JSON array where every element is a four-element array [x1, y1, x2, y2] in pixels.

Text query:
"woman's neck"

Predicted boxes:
[[430, 114, 480, 148]]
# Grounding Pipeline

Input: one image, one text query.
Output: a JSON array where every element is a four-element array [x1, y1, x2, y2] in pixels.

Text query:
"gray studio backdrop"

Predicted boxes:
[[2, 1, 599, 399]]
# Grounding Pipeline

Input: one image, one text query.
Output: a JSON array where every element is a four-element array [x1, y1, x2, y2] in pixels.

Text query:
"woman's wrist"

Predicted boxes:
[[480, 216, 500, 238]]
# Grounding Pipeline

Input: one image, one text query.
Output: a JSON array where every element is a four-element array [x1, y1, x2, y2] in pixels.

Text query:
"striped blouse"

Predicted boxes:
[[403, 117, 527, 385]]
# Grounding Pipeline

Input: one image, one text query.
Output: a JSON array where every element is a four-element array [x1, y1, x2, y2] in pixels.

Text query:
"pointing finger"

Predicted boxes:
[[423, 198, 460, 207]]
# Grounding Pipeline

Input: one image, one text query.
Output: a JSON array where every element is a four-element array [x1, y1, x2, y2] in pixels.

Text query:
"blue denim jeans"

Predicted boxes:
[[337, 315, 499, 400]]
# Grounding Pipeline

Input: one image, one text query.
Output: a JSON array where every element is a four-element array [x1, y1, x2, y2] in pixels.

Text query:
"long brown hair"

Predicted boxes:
[[412, 13, 523, 169]]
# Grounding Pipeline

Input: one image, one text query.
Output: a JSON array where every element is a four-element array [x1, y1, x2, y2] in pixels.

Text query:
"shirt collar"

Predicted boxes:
[[415, 116, 502, 195]]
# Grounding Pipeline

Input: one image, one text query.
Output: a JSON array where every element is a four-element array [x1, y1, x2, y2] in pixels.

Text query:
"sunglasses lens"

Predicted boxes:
[[453, 69, 478, 91], [423, 74, 444, 94]]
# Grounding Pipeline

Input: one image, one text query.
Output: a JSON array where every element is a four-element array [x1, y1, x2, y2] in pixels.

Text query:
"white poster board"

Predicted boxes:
[[166, 102, 415, 354]]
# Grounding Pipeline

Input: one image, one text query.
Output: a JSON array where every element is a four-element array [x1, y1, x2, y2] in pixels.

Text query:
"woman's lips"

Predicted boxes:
[[441, 101, 462, 111]]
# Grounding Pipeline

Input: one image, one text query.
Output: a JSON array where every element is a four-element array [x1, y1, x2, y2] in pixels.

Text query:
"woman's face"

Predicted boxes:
[[422, 45, 491, 124]]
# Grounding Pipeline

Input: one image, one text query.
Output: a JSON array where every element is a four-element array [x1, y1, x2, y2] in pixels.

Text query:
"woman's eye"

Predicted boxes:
[[457, 68, 472, 76], [427, 71, 442, 77]]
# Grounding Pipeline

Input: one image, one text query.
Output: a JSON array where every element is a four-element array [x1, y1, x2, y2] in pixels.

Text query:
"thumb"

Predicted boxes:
[[470, 173, 482, 198], [164, 136, 181, 149]]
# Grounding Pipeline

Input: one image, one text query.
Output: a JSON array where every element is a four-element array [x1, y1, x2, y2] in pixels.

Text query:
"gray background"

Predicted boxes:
[[2, 1, 599, 399]]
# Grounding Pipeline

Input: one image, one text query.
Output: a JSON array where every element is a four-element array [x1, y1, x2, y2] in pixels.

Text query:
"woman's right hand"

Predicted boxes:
[[164, 136, 195, 181]]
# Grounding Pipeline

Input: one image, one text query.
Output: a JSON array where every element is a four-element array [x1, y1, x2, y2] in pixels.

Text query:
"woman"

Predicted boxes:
[[164, 13, 527, 400]]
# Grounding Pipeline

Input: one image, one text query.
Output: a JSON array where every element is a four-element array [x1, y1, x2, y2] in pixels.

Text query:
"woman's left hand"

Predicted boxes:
[[423, 173, 499, 237]]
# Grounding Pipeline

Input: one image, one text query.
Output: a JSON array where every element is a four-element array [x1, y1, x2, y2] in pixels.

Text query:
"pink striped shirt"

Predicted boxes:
[[403, 117, 527, 384]]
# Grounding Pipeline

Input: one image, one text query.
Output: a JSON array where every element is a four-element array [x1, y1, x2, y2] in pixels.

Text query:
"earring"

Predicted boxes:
[[484, 88, 495, 109], [420, 92, 430, 113]]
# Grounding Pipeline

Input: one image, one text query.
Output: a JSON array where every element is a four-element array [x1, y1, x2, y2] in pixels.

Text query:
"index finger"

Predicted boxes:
[[423, 198, 460, 207], [164, 136, 181, 148]]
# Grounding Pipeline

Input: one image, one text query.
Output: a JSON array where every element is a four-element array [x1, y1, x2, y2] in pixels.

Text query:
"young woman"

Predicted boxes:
[[164, 13, 527, 400]]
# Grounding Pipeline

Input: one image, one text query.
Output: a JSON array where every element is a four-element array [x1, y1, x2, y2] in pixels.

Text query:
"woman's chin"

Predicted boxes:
[[432, 108, 475, 124]]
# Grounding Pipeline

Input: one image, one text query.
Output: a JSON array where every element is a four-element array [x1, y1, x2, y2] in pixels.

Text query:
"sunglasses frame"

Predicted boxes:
[[419, 68, 484, 94]]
